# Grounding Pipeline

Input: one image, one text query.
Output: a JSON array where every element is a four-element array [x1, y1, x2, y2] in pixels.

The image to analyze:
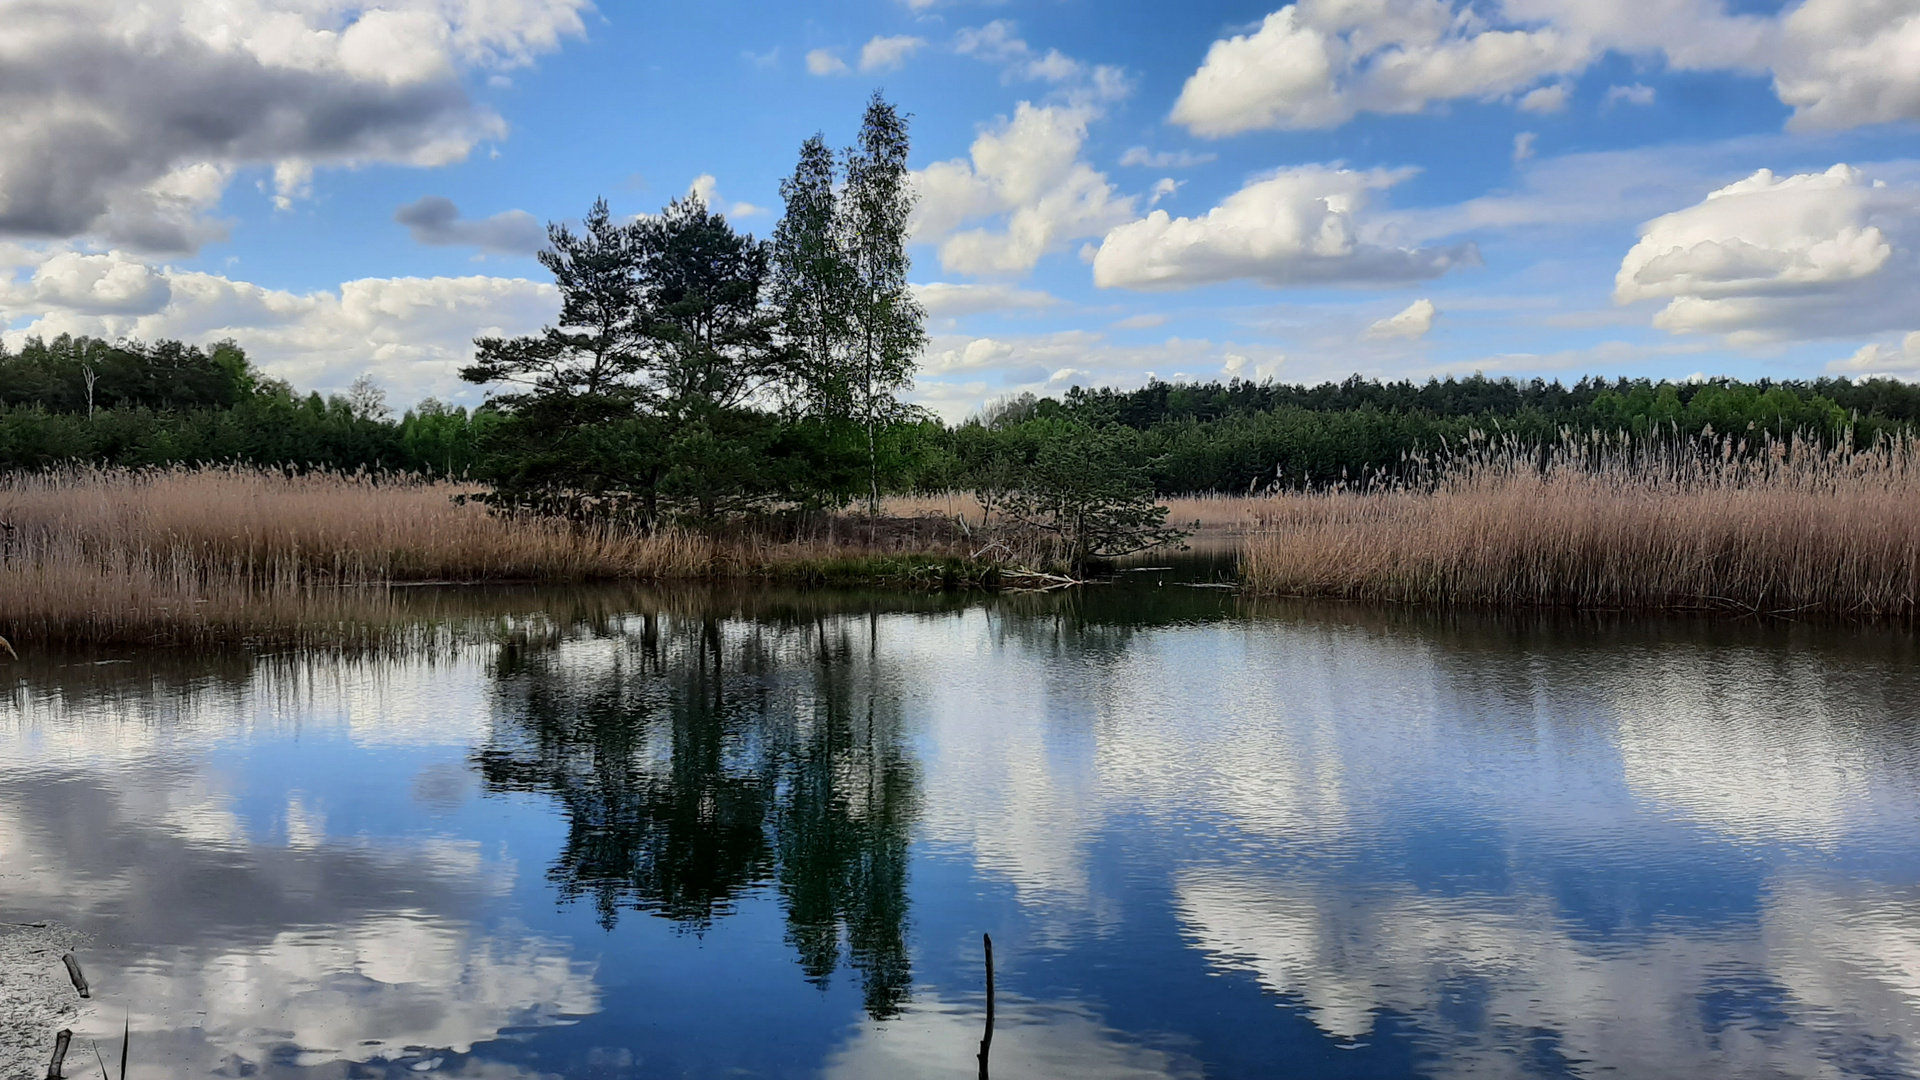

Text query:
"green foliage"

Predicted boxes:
[[640, 197, 788, 410], [0, 334, 254, 414], [842, 93, 927, 511], [461, 192, 809, 525], [1000, 424, 1191, 572], [0, 356, 419, 472], [400, 399, 493, 477], [892, 374, 1910, 498], [465, 197, 651, 405], [772, 133, 853, 416], [771, 94, 927, 511], [453, 94, 929, 527]]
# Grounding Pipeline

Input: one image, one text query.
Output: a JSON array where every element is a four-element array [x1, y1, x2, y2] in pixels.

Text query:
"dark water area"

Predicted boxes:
[[5, 573, 1920, 1079]]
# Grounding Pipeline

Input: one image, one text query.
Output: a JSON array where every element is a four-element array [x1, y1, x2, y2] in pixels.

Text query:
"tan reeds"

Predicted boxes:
[[0, 467, 716, 647], [0, 467, 1027, 647], [1239, 431, 1920, 617]]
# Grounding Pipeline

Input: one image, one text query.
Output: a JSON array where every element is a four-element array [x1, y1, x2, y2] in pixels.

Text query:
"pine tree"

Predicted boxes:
[[636, 194, 785, 412], [462, 197, 648, 406]]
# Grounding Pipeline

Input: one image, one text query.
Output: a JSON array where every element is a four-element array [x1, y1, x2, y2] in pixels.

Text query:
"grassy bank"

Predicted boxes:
[[1239, 433, 1920, 617], [0, 468, 992, 647]]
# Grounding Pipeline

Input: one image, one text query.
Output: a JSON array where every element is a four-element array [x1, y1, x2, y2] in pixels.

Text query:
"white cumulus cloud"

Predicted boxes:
[[0, 0, 589, 253], [21, 250, 174, 315], [912, 282, 1063, 317], [1606, 82, 1658, 106], [860, 35, 926, 73], [911, 330, 1289, 418], [1119, 148, 1219, 169], [1367, 298, 1439, 339], [911, 103, 1136, 276], [1091, 166, 1476, 290], [805, 48, 851, 76], [1, 250, 557, 404], [1615, 163, 1920, 341], [1774, 0, 1920, 130], [686, 175, 768, 218], [1832, 331, 1920, 375], [953, 21, 1131, 102], [1170, 0, 1920, 135], [1169, 1, 1591, 135], [1517, 83, 1570, 113]]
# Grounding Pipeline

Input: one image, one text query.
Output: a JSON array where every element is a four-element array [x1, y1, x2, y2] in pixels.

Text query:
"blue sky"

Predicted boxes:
[[2, 0, 1918, 417]]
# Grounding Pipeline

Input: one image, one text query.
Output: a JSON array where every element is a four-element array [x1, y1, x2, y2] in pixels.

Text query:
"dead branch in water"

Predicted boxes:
[[977, 933, 995, 1080], [45, 1030, 71, 1080], [60, 954, 87, 998]]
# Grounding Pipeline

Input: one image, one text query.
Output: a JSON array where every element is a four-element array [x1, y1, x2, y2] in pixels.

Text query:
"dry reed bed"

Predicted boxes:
[[1240, 434, 1920, 617], [0, 468, 964, 647]]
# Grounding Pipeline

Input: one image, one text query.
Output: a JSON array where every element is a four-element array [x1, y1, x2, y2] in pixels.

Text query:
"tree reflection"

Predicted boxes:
[[475, 610, 916, 1017]]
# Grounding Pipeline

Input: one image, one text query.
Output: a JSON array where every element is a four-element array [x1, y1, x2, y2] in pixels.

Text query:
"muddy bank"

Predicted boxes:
[[0, 923, 89, 1080]]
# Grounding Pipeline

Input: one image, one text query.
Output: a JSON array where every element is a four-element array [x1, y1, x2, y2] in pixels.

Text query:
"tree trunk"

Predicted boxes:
[[864, 314, 879, 515]]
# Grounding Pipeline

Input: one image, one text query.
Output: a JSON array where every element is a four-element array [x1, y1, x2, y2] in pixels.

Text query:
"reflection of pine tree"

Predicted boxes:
[[476, 618, 776, 930], [474, 611, 918, 1018]]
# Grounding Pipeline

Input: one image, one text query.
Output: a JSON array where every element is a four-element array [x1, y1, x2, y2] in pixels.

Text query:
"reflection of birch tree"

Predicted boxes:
[[776, 623, 916, 1018], [475, 610, 917, 1017]]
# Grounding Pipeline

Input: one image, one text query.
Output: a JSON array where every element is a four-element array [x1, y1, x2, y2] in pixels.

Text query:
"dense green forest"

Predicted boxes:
[[0, 333, 486, 475], [6, 328, 1916, 497], [5, 92, 1917, 511]]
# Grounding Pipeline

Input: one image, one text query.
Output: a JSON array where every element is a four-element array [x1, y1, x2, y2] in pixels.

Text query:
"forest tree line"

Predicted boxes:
[[5, 328, 1913, 497]]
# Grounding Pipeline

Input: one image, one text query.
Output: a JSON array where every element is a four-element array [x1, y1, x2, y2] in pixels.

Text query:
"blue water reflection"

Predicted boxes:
[[3, 586, 1919, 1078]]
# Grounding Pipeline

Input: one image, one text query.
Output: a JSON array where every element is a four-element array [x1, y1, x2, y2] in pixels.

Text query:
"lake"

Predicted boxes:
[[5, 574, 1920, 1079]]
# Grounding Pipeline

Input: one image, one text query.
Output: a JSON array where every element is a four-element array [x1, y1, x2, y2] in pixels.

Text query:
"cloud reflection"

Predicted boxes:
[[1174, 865, 1920, 1078], [0, 651, 599, 1075], [825, 993, 1195, 1079], [907, 607, 1920, 1077], [104, 913, 595, 1069]]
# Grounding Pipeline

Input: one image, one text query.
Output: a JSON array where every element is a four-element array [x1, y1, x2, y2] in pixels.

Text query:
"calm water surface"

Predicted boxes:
[[5, 576, 1920, 1079]]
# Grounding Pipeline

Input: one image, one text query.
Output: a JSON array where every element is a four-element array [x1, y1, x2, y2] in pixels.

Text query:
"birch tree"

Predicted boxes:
[[841, 93, 927, 512], [771, 93, 926, 513]]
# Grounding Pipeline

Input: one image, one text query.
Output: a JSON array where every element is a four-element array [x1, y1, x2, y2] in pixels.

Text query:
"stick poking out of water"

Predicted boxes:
[[61, 952, 89, 998], [46, 1029, 72, 1080], [977, 933, 995, 1080]]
